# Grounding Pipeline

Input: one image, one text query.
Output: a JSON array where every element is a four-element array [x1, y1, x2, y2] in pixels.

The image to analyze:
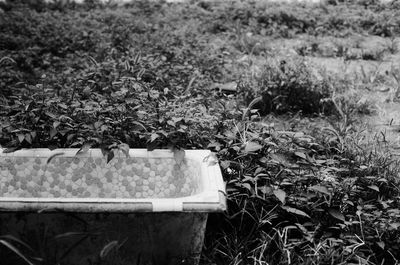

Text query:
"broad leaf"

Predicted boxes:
[[368, 185, 380, 192], [119, 143, 130, 158], [273, 189, 286, 204], [150, 133, 159, 142], [241, 183, 252, 192], [281, 206, 310, 218], [106, 151, 115, 164], [53, 121, 60, 129], [17, 134, 25, 143], [24, 133, 32, 144], [75, 143, 91, 156], [244, 141, 262, 153], [294, 151, 307, 160], [101, 146, 109, 157], [390, 223, 400, 229], [173, 148, 185, 165], [220, 160, 230, 169], [328, 209, 345, 222], [309, 185, 330, 195], [50, 127, 58, 139], [377, 241, 385, 249]]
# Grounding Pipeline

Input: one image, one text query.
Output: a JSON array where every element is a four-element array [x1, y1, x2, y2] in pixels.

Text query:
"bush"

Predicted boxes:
[[238, 59, 333, 115]]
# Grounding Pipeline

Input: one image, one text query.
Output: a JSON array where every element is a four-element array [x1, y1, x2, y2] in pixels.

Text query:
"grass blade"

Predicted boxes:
[[0, 239, 35, 265]]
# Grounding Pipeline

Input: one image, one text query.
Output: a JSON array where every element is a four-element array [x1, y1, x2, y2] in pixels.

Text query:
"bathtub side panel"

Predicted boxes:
[[0, 212, 208, 265]]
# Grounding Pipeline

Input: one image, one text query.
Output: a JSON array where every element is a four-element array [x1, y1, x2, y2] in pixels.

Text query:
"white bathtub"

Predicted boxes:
[[0, 148, 226, 265]]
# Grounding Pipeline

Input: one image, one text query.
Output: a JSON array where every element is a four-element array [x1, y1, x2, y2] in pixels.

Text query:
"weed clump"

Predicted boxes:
[[239, 60, 333, 116], [204, 120, 400, 265]]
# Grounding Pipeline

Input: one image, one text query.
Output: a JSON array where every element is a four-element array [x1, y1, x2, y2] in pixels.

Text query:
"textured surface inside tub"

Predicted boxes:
[[0, 156, 201, 199]]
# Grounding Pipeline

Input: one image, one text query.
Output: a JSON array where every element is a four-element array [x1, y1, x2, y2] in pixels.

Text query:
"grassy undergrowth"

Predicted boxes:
[[1, 0, 400, 264]]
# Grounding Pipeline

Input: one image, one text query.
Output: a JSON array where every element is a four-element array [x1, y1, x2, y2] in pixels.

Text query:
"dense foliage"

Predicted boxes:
[[1, 0, 400, 264]]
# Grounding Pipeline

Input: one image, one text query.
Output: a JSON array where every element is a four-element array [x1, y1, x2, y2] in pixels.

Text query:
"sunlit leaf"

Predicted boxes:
[[100, 125, 108, 133], [82, 86, 91, 95], [53, 121, 60, 129], [17, 134, 25, 143], [212, 82, 237, 93], [244, 141, 262, 153], [24, 133, 32, 144], [207, 141, 222, 151], [150, 133, 159, 142], [281, 206, 310, 218], [295, 223, 309, 235], [129, 121, 146, 131], [259, 185, 272, 195], [389, 223, 400, 229], [377, 241, 385, 249], [368, 185, 380, 192], [273, 189, 286, 204], [270, 153, 293, 167], [94, 121, 103, 129], [224, 130, 236, 140], [220, 160, 230, 169], [67, 134, 75, 143], [294, 151, 307, 160], [45, 112, 57, 119], [309, 185, 330, 195], [241, 183, 252, 192]]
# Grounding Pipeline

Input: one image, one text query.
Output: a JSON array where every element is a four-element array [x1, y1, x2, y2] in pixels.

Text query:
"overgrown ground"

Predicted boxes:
[[1, 0, 400, 264]]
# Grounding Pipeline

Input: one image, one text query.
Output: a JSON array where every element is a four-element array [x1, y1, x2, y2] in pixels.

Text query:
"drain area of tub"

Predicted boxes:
[[0, 156, 201, 199]]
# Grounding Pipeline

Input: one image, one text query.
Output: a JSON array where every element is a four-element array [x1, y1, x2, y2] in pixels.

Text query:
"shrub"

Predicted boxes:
[[239, 59, 332, 115]]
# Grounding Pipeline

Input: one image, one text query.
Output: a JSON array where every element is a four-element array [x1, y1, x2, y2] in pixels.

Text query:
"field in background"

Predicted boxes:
[[1, 0, 400, 264]]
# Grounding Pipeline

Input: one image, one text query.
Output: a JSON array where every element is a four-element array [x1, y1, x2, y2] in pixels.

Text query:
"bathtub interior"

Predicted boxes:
[[0, 149, 215, 202]]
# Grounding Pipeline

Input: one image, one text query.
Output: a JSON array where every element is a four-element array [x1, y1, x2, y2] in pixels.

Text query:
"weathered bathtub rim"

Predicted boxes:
[[0, 148, 226, 213]]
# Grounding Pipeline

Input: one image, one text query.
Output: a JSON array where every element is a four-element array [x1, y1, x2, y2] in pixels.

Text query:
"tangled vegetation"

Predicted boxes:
[[1, 0, 400, 264]]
